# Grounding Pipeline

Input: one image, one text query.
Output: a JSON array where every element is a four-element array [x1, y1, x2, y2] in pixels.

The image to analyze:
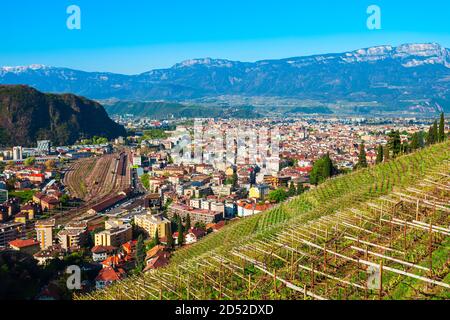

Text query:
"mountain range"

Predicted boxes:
[[1, 43, 450, 114], [0, 85, 126, 147]]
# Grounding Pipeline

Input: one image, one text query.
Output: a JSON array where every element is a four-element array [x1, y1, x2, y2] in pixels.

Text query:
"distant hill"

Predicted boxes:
[[2, 43, 450, 114], [104, 101, 263, 119], [0, 85, 126, 147]]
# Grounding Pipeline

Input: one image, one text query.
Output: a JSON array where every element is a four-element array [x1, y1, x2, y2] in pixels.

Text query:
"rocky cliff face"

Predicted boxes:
[[0, 85, 126, 146]]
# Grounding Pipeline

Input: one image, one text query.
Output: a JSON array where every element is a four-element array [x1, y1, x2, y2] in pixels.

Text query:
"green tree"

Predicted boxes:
[[410, 132, 420, 150], [140, 173, 150, 190], [375, 145, 384, 164], [231, 171, 238, 188], [166, 229, 174, 249], [427, 121, 438, 145], [177, 217, 184, 246], [135, 235, 145, 271], [154, 229, 160, 245], [438, 113, 445, 142], [267, 189, 288, 203], [432, 120, 438, 143], [401, 142, 410, 154], [388, 131, 401, 157], [383, 145, 390, 162], [355, 143, 368, 169], [185, 213, 191, 231], [310, 154, 335, 185], [288, 182, 296, 197], [296, 182, 305, 195], [60, 194, 70, 206], [24, 157, 36, 166]]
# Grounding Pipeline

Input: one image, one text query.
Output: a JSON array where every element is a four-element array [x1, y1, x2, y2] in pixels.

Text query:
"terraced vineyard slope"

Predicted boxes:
[[80, 141, 450, 300]]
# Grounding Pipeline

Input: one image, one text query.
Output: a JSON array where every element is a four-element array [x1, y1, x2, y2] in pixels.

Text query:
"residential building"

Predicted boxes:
[[91, 245, 117, 262], [8, 239, 40, 255], [237, 200, 272, 217], [95, 267, 126, 290], [0, 222, 25, 248], [249, 184, 270, 200], [134, 213, 171, 239], [35, 219, 55, 250], [37, 140, 51, 154], [132, 155, 142, 167], [94, 224, 132, 247], [33, 244, 64, 265], [168, 204, 223, 224], [13, 146, 23, 161], [57, 221, 88, 250], [185, 228, 206, 244]]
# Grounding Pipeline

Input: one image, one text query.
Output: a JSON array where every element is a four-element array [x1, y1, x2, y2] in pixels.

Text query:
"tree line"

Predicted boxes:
[[311, 113, 446, 185], [369, 113, 447, 167]]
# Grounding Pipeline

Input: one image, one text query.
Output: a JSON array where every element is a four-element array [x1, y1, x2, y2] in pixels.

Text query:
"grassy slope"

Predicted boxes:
[[82, 140, 450, 299]]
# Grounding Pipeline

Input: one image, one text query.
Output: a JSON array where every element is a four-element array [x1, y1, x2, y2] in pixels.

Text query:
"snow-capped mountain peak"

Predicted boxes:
[[1, 64, 49, 74], [172, 58, 235, 69], [341, 43, 450, 68]]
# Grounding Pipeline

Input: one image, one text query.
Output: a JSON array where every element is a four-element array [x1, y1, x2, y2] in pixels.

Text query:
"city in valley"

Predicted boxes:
[[0, 114, 446, 299]]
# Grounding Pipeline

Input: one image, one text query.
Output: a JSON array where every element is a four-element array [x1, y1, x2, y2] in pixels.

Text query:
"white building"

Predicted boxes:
[[13, 146, 23, 161], [132, 155, 143, 167]]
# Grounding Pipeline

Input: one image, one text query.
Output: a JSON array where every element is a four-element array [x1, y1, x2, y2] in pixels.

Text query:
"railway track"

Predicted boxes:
[[58, 152, 132, 225]]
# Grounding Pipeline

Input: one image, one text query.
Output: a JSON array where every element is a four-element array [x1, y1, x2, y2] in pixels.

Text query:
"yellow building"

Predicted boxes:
[[249, 184, 270, 200], [94, 224, 132, 247], [225, 167, 235, 177], [35, 219, 55, 250], [134, 213, 171, 239], [20, 204, 37, 220]]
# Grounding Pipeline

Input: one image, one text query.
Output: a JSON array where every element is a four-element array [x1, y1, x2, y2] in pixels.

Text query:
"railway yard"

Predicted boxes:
[[58, 152, 133, 225]]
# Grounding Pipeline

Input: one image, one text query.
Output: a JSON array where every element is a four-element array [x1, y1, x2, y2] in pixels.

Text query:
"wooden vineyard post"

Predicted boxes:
[[248, 274, 251, 299], [311, 263, 315, 298], [390, 216, 394, 248], [273, 269, 278, 298], [379, 202, 383, 226], [334, 243, 338, 264], [416, 199, 420, 221], [429, 222, 433, 277], [219, 261, 223, 299], [178, 270, 182, 299], [187, 275, 190, 300], [323, 243, 327, 272], [379, 261, 383, 300], [365, 271, 368, 300], [291, 249, 294, 281], [203, 272, 207, 300], [404, 221, 407, 250]]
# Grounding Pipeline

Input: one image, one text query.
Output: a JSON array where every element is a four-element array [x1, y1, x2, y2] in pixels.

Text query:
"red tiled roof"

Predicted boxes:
[[101, 255, 123, 267], [188, 228, 206, 238], [144, 255, 170, 271], [91, 245, 116, 254], [9, 239, 39, 248], [96, 267, 125, 282], [212, 220, 226, 230], [122, 240, 137, 253]]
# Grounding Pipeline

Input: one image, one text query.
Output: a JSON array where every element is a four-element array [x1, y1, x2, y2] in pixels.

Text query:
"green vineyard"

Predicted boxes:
[[80, 141, 450, 300]]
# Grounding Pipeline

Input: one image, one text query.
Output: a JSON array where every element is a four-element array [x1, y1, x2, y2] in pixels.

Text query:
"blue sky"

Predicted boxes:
[[1, 0, 450, 74]]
